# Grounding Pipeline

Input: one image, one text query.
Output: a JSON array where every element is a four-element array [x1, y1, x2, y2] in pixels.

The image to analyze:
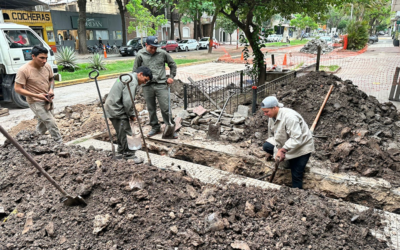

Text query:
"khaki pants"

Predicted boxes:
[[142, 83, 173, 131], [28, 102, 62, 143]]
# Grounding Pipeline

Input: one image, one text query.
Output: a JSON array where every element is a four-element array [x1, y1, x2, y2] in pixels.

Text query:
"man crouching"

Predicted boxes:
[[105, 66, 152, 163]]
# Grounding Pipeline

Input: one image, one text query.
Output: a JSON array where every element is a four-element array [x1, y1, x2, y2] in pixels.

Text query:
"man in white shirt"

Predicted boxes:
[[261, 96, 315, 189]]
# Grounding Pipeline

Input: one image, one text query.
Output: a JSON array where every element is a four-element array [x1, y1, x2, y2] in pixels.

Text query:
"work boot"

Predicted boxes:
[[147, 128, 161, 137], [123, 154, 144, 164]]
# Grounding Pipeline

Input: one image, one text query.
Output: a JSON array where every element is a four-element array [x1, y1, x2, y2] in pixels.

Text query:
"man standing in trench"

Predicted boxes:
[[14, 45, 63, 143], [105, 66, 153, 163], [132, 36, 178, 138], [261, 96, 314, 189]]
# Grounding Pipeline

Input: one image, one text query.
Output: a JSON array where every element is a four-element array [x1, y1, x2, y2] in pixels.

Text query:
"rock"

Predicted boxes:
[[93, 214, 111, 235], [128, 173, 144, 191], [57, 152, 70, 158], [384, 118, 393, 125], [65, 106, 73, 113], [233, 112, 243, 118], [237, 105, 249, 118], [16, 213, 24, 218], [59, 236, 67, 244], [340, 127, 352, 139], [244, 201, 255, 217], [198, 118, 211, 124], [193, 106, 207, 116], [170, 226, 178, 234], [231, 117, 246, 125], [22, 211, 33, 234], [196, 188, 216, 205], [78, 184, 93, 196], [134, 189, 149, 200], [395, 121, 400, 128], [45, 222, 55, 237], [177, 110, 190, 120], [330, 142, 353, 162], [366, 110, 375, 119], [255, 132, 263, 139], [233, 128, 244, 135], [205, 213, 226, 232], [253, 150, 266, 158], [301, 217, 307, 222], [71, 112, 81, 120], [118, 207, 126, 215], [169, 212, 176, 219], [231, 241, 251, 250], [191, 116, 201, 125], [355, 129, 369, 138], [227, 132, 241, 142], [186, 185, 198, 199], [0, 206, 5, 215], [54, 114, 65, 119], [127, 214, 135, 221], [362, 168, 378, 177], [135, 103, 145, 112]]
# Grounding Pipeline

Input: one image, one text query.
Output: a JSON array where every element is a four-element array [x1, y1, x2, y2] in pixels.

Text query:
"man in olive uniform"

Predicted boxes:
[[105, 66, 153, 163], [132, 36, 178, 138]]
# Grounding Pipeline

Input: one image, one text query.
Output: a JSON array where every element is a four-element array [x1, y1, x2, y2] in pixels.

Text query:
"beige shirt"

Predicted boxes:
[[15, 63, 54, 104], [267, 107, 315, 160]]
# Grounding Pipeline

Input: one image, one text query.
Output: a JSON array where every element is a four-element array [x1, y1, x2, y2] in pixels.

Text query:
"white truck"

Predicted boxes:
[[0, 22, 58, 108]]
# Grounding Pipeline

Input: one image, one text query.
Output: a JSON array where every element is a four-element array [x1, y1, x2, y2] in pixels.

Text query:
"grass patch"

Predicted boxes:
[[320, 65, 340, 72], [265, 39, 308, 47], [293, 62, 305, 70], [59, 58, 206, 81]]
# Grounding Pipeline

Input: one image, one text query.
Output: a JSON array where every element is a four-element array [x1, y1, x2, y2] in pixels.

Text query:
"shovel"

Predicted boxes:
[[119, 74, 152, 166], [127, 121, 142, 150], [257, 157, 280, 183], [89, 70, 116, 160], [207, 91, 236, 141], [0, 125, 87, 207], [162, 85, 175, 139]]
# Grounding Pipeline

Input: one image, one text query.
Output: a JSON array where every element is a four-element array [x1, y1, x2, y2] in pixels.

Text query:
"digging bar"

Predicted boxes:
[[269, 157, 281, 183], [207, 91, 236, 141], [162, 84, 176, 139], [0, 125, 87, 207], [89, 70, 116, 160], [119, 74, 152, 166]]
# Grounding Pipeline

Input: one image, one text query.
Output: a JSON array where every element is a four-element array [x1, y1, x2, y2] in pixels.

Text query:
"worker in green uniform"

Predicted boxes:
[[105, 66, 153, 163], [132, 36, 178, 138]]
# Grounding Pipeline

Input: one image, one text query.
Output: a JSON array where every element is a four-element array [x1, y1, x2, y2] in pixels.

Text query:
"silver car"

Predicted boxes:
[[178, 39, 199, 51]]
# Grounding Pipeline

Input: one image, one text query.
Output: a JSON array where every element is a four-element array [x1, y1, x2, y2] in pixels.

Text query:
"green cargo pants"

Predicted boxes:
[[142, 82, 174, 131], [28, 102, 63, 143], [110, 118, 135, 156]]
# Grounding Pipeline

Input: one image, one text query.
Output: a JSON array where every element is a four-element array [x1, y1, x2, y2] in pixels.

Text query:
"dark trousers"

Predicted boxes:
[[263, 142, 311, 189], [110, 118, 135, 156]]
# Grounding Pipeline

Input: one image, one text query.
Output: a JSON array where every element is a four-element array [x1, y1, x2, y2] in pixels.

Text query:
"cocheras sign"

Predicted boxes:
[[2, 10, 52, 23]]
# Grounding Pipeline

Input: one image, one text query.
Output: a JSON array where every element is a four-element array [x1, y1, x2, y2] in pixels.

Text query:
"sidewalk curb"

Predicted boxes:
[[55, 59, 214, 88]]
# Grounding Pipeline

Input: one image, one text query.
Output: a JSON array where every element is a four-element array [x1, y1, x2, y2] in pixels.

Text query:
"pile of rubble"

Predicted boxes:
[[177, 105, 249, 142], [300, 39, 334, 54], [245, 71, 400, 186], [0, 131, 390, 249]]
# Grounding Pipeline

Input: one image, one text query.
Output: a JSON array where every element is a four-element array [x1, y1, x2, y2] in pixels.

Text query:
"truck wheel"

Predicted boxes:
[[11, 87, 29, 108]]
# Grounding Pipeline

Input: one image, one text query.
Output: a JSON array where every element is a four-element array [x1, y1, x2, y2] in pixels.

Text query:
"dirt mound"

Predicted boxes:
[[0, 131, 389, 249], [245, 71, 400, 185]]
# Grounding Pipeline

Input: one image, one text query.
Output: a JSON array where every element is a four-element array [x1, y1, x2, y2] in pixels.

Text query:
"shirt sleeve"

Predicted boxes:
[[282, 117, 307, 152], [15, 69, 27, 85], [47, 63, 54, 79], [165, 52, 177, 79], [122, 81, 137, 118], [132, 54, 142, 73]]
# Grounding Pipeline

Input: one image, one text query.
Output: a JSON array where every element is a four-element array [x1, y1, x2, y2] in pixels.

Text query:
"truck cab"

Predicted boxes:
[[0, 22, 58, 108]]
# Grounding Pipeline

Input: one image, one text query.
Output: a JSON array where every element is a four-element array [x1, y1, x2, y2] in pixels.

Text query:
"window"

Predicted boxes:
[[86, 30, 94, 40], [183, 27, 190, 38], [4, 30, 42, 48], [116, 31, 122, 40], [47, 31, 55, 42], [96, 30, 109, 40], [136, 27, 147, 38]]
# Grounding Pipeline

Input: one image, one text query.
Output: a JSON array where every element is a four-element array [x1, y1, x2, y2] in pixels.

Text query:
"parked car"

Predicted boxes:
[[369, 35, 379, 44], [198, 37, 219, 49], [377, 31, 385, 36], [119, 37, 147, 56], [320, 36, 333, 45], [267, 34, 278, 42], [160, 40, 179, 52], [178, 39, 199, 51]]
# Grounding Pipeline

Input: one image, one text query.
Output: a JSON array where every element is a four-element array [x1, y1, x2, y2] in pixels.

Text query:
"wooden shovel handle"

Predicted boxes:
[[310, 85, 334, 133]]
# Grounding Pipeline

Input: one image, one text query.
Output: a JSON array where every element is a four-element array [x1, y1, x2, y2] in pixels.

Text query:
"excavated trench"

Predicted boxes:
[[94, 133, 400, 214]]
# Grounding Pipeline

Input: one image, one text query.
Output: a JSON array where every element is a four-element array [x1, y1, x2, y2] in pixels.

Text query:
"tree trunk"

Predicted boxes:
[[77, 0, 88, 54], [116, 0, 127, 46], [178, 15, 182, 40], [197, 11, 202, 39], [207, 11, 218, 54], [230, 33, 232, 45], [245, 29, 265, 86], [169, 6, 175, 40], [194, 19, 197, 39]]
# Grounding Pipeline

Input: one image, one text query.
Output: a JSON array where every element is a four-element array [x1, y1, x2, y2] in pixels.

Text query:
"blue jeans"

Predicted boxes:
[[263, 142, 311, 189]]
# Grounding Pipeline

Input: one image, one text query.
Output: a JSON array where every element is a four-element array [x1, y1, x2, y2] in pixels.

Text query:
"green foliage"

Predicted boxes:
[[55, 46, 78, 72], [88, 53, 106, 71], [346, 21, 368, 50], [126, 0, 167, 39], [216, 15, 237, 35], [338, 19, 348, 31], [290, 14, 319, 31]]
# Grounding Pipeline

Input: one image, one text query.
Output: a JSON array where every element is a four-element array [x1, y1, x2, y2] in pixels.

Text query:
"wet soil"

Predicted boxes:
[[0, 131, 390, 249], [245, 71, 400, 187]]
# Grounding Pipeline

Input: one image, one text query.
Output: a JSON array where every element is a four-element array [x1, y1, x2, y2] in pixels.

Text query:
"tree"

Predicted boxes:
[[216, 14, 237, 44], [363, 0, 392, 35], [290, 14, 319, 39], [77, 0, 88, 54], [347, 20, 368, 50], [338, 19, 349, 32], [215, 0, 342, 86], [126, 0, 168, 44], [115, 0, 129, 46]]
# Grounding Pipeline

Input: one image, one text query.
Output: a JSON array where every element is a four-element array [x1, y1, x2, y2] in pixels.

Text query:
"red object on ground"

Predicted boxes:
[[282, 54, 287, 66], [103, 45, 107, 58], [343, 35, 348, 50], [252, 86, 257, 90], [240, 52, 244, 61]]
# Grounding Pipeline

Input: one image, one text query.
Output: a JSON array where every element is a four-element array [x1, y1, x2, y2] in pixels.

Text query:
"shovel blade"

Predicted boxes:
[[127, 135, 142, 150], [207, 123, 221, 141], [162, 124, 176, 139], [62, 195, 87, 206]]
